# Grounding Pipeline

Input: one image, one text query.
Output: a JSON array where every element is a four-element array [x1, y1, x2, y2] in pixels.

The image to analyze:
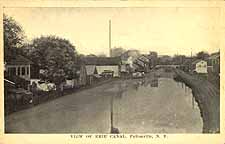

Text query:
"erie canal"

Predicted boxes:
[[111, 70, 203, 133], [5, 69, 203, 133]]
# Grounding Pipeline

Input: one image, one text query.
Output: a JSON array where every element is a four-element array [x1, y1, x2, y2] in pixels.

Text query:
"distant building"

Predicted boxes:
[[173, 55, 186, 65], [158, 55, 173, 65], [120, 50, 141, 72], [180, 57, 193, 72], [82, 57, 121, 77], [133, 55, 150, 72], [207, 52, 220, 74], [148, 51, 158, 68], [192, 60, 208, 74]]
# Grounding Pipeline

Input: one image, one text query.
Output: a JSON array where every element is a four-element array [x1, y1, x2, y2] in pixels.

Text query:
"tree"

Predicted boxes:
[[196, 51, 209, 60], [26, 36, 78, 86], [3, 14, 25, 61]]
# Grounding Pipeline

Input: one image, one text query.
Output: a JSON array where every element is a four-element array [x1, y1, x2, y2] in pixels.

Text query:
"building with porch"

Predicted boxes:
[[5, 55, 33, 81]]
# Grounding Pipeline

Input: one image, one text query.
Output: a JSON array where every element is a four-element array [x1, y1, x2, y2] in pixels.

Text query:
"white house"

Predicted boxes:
[[192, 60, 208, 74]]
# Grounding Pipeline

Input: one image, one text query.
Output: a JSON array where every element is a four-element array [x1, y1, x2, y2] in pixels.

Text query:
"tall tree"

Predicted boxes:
[[3, 14, 25, 61], [26, 36, 78, 85], [196, 51, 209, 60]]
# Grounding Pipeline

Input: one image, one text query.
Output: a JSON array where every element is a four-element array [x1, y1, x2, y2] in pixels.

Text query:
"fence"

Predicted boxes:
[[5, 77, 116, 116]]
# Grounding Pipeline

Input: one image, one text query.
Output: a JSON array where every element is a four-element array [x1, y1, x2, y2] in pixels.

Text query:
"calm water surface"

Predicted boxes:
[[111, 72, 203, 133]]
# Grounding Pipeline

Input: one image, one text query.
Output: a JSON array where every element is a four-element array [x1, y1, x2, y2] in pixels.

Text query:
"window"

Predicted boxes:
[[27, 67, 29, 75], [17, 67, 21, 75], [22, 67, 25, 75]]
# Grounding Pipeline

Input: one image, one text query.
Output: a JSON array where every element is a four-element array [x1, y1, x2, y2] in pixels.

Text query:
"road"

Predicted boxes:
[[5, 70, 203, 133]]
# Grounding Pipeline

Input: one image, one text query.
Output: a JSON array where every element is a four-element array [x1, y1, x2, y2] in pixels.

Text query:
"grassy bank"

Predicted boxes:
[[174, 69, 220, 133]]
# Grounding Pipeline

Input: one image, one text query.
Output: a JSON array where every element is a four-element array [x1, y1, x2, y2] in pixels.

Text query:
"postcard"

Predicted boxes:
[[0, 1, 224, 144]]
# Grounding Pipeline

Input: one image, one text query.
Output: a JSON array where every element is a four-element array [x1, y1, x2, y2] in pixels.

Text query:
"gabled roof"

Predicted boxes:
[[192, 59, 206, 65], [82, 57, 121, 65], [138, 55, 149, 63], [208, 53, 220, 60], [85, 65, 97, 75], [7, 55, 33, 65]]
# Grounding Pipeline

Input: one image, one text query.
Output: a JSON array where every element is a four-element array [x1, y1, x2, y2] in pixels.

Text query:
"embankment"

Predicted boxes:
[[174, 69, 220, 133]]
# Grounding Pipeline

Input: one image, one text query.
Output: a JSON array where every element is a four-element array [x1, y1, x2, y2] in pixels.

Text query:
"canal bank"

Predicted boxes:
[[174, 69, 219, 133]]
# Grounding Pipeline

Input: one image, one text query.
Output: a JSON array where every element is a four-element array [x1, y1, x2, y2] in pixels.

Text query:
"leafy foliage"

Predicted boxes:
[[196, 51, 209, 60], [3, 14, 25, 61], [26, 36, 78, 84]]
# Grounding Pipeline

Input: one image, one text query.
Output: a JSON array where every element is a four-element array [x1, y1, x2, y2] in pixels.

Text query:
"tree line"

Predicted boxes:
[[4, 14, 212, 84]]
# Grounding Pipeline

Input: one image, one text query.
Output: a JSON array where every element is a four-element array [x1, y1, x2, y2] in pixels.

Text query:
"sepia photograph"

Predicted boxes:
[[2, 4, 221, 137]]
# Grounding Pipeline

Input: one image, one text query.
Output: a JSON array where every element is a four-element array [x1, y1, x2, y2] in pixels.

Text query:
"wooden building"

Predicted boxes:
[[82, 57, 121, 77]]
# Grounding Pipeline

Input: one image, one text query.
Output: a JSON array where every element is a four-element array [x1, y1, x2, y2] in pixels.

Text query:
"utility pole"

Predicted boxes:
[[190, 48, 193, 72], [110, 93, 120, 134], [110, 95, 114, 131], [109, 20, 112, 57]]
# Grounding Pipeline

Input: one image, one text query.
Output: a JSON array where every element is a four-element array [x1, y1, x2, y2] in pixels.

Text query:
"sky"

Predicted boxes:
[[4, 7, 221, 56]]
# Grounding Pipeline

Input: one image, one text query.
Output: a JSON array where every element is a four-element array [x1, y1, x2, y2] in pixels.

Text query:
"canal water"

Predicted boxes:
[[112, 70, 203, 133]]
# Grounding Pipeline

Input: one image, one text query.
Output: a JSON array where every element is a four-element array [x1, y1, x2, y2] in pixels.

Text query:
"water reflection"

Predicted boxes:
[[177, 81, 198, 110], [129, 75, 159, 91], [150, 78, 159, 87], [112, 72, 203, 133]]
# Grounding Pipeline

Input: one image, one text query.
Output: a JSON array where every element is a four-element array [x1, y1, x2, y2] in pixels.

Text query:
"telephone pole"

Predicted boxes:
[[109, 20, 112, 57]]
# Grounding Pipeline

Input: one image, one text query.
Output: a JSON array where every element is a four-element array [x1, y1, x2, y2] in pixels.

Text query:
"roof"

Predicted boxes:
[[192, 59, 206, 65], [137, 55, 150, 63], [85, 65, 97, 75], [82, 57, 121, 65], [208, 53, 220, 60], [7, 55, 33, 65]]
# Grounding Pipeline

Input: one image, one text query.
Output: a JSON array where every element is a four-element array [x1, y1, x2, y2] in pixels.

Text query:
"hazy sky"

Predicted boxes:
[[4, 7, 220, 56]]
